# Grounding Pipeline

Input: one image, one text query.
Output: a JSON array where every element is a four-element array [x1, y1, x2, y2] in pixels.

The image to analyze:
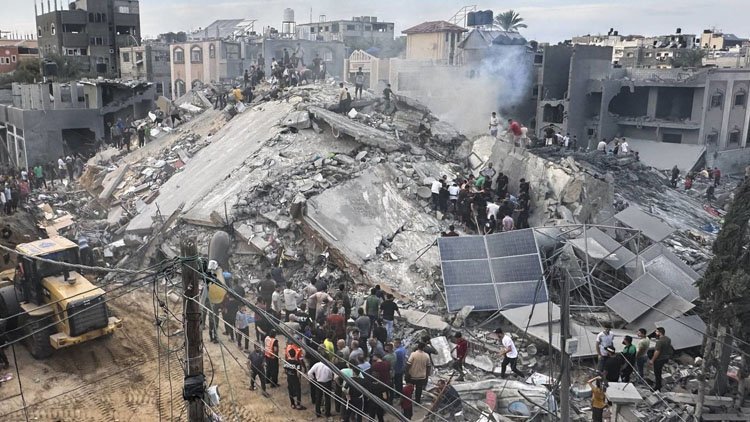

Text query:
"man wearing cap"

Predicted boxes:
[[495, 328, 525, 378], [602, 346, 623, 382], [451, 332, 469, 381], [649, 327, 673, 391], [596, 326, 615, 372]]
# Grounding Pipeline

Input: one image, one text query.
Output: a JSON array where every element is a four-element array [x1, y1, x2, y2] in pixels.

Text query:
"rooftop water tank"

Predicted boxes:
[[282, 8, 294, 23]]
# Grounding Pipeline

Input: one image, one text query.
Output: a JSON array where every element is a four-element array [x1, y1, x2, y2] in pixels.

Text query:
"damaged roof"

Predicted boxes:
[[402, 20, 468, 34]]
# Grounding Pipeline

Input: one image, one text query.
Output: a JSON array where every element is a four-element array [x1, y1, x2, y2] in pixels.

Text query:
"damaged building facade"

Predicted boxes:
[[119, 42, 171, 98], [169, 39, 243, 98], [537, 44, 750, 172], [0, 79, 154, 167]]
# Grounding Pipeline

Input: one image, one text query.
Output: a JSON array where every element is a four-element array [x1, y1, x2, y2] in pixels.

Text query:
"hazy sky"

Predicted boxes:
[[4, 0, 749, 42]]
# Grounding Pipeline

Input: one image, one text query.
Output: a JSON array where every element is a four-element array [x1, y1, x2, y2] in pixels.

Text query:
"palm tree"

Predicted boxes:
[[494, 10, 527, 32]]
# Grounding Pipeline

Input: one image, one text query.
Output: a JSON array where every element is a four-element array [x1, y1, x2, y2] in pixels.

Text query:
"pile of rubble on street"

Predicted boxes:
[[33, 79, 748, 422]]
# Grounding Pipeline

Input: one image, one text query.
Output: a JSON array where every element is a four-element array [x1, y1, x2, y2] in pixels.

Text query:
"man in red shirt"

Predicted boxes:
[[508, 119, 522, 146], [325, 307, 346, 340], [452, 332, 469, 381], [401, 383, 415, 420]]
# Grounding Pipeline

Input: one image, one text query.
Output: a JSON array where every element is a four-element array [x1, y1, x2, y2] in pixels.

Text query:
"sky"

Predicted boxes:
[[3, 0, 749, 43]]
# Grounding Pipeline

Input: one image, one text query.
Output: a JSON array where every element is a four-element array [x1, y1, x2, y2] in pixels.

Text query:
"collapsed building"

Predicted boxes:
[[21, 71, 745, 420], [536, 44, 750, 173], [0, 79, 155, 168]]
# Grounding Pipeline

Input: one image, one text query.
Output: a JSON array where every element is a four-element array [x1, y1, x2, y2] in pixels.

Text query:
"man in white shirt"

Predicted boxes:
[[271, 286, 283, 316], [620, 139, 630, 154], [448, 182, 460, 212], [283, 284, 300, 321], [486, 201, 500, 220], [596, 326, 615, 371], [489, 112, 500, 137], [431, 178, 443, 211], [502, 215, 514, 232], [563, 133, 571, 149], [495, 328, 525, 378], [308, 359, 334, 417]]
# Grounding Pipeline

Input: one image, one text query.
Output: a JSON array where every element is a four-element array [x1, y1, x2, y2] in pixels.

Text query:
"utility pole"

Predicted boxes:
[[560, 271, 571, 420], [181, 237, 205, 422]]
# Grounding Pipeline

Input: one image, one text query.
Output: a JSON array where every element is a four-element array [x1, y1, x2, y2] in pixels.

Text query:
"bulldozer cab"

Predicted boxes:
[[15, 237, 81, 306]]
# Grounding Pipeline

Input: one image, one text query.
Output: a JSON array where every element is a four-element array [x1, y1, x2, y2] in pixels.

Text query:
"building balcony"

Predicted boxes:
[[616, 117, 700, 130], [59, 10, 87, 25], [114, 13, 140, 28]]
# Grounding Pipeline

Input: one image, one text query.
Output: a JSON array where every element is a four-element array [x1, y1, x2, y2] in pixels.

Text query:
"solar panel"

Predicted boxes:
[[605, 273, 671, 323], [486, 229, 538, 258], [569, 227, 636, 270], [438, 236, 488, 261], [614, 206, 676, 243], [496, 281, 548, 308], [442, 260, 493, 286], [645, 255, 700, 302], [490, 255, 544, 283], [438, 230, 547, 312], [445, 284, 499, 312]]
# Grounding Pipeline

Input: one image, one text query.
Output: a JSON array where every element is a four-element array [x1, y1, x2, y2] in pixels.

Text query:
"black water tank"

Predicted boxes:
[[95, 63, 107, 74], [484, 10, 494, 25], [43, 61, 58, 77], [467, 11, 476, 27]]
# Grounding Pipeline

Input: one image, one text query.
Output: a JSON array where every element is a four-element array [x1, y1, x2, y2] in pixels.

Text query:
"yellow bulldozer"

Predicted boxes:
[[0, 237, 121, 358]]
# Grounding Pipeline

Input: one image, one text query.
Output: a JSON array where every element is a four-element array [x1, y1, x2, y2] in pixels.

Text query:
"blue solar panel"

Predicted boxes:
[[490, 255, 544, 283], [496, 281, 548, 309], [445, 284, 499, 312], [486, 229, 538, 258], [442, 260, 493, 286], [438, 236, 488, 261]]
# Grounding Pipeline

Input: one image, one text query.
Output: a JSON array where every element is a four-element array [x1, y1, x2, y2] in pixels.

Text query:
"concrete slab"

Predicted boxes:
[[605, 382, 642, 404], [305, 164, 437, 265], [430, 336, 453, 367], [98, 164, 130, 202], [282, 110, 311, 130], [127, 102, 294, 233], [400, 309, 449, 331], [309, 106, 402, 152], [625, 138, 705, 173]]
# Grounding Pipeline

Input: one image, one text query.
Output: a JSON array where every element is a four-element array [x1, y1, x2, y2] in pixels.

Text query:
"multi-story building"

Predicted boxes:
[[297, 16, 394, 48], [571, 32, 644, 64], [0, 79, 154, 168], [169, 39, 243, 99], [536, 44, 750, 172], [700, 30, 748, 51], [35, 0, 141, 76], [0, 39, 39, 74], [617, 32, 698, 69], [119, 43, 171, 98], [402, 20, 467, 64]]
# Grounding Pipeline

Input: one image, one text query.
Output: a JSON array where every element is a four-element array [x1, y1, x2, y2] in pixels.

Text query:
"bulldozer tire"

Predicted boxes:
[[0, 286, 22, 337], [26, 315, 55, 359]]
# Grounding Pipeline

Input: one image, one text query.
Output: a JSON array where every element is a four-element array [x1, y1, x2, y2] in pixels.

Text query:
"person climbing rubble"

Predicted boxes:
[[489, 112, 500, 137], [494, 328, 525, 378]]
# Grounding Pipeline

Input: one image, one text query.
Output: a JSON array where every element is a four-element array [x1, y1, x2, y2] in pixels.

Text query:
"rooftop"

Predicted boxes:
[[402, 20, 468, 35]]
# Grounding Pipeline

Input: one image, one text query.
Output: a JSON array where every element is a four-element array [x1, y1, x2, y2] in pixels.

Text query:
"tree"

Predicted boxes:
[[670, 48, 706, 68], [695, 178, 750, 416], [494, 10, 527, 32]]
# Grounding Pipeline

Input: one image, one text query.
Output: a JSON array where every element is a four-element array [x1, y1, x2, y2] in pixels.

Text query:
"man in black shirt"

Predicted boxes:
[[380, 294, 401, 342], [372, 320, 388, 346], [602, 347, 623, 382]]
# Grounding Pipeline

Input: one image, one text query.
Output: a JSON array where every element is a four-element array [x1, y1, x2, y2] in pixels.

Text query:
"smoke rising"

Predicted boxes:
[[406, 45, 534, 137]]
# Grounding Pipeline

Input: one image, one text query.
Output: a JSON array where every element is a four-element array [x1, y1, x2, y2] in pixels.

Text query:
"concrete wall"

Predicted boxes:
[[405, 32, 460, 62], [567, 45, 613, 149]]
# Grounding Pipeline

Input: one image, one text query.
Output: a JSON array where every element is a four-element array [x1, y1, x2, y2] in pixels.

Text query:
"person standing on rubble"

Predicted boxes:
[[406, 342, 432, 404], [489, 112, 500, 137], [494, 328, 525, 378], [137, 124, 147, 148], [670, 165, 680, 188], [481, 163, 496, 190], [365, 288, 381, 326], [713, 166, 721, 186], [620, 335, 637, 383], [338, 82, 350, 113], [596, 325, 615, 372], [635, 328, 650, 382], [587, 376, 608, 422], [380, 294, 400, 341], [649, 327, 673, 391], [597, 138, 608, 153], [451, 332, 469, 381], [430, 177, 442, 211], [507, 119, 522, 145], [354, 67, 365, 99], [283, 283, 300, 322]]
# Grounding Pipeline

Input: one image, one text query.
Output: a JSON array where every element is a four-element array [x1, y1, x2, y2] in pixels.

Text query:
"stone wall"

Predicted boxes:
[[480, 137, 614, 225]]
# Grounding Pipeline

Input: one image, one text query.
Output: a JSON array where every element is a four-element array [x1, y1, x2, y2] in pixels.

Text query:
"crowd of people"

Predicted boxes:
[[0, 154, 87, 213], [591, 326, 673, 421], [204, 272, 475, 420], [433, 163, 532, 235]]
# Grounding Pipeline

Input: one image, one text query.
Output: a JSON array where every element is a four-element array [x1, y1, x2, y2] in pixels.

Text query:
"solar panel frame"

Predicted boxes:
[[614, 206, 676, 243], [437, 236, 488, 261], [496, 281, 548, 308], [486, 229, 538, 258], [605, 273, 671, 323], [489, 255, 544, 283]]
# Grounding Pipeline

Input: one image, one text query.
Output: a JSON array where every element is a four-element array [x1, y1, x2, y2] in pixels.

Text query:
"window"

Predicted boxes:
[[310, 27, 315, 33], [51, 24, 56, 35], [118, 6, 129, 13], [123, 52, 130, 62], [37, 26, 42, 37], [729, 129, 741, 144], [135, 52, 143, 62], [11, 55, 16, 63], [645, 52, 652, 57], [347, 25, 355, 31], [209, 44, 216, 58], [662, 133, 682, 144], [711, 91, 724, 108], [173, 47, 184, 63], [626, 52, 634, 58], [95, 13, 102, 22], [89, 12, 94, 22], [735, 91, 747, 107], [190, 46, 203, 63]]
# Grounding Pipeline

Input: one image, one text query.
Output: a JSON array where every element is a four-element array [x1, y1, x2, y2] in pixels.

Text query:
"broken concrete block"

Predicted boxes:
[[123, 234, 144, 247], [355, 151, 368, 161], [571, 384, 592, 399], [98, 164, 130, 202], [282, 110, 312, 130], [466, 355, 494, 372], [335, 154, 356, 166], [429, 336, 453, 367]]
